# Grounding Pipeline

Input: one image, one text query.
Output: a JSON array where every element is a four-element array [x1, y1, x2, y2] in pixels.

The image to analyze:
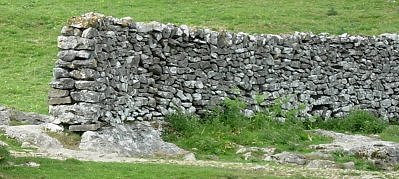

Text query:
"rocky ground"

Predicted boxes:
[[1, 106, 399, 178]]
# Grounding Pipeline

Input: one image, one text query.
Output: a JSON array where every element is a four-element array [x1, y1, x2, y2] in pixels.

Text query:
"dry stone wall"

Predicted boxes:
[[49, 13, 399, 126]]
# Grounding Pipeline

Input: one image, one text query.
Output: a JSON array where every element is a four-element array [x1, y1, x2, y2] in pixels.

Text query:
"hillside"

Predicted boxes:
[[0, 0, 398, 114]]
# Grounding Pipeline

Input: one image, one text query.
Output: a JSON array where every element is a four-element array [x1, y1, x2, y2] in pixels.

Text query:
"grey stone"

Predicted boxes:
[[49, 103, 101, 124], [50, 78, 75, 89], [70, 69, 99, 80], [48, 89, 69, 98], [60, 58, 97, 69], [75, 81, 102, 91], [8, 110, 55, 125], [53, 68, 70, 79], [58, 50, 77, 61], [183, 153, 196, 161], [0, 125, 63, 150], [61, 26, 74, 36], [82, 27, 99, 38], [71, 90, 103, 103], [69, 123, 101, 131], [57, 36, 95, 50], [40, 123, 64, 133], [76, 50, 92, 59], [0, 106, 11, 125], [381, 99, 392, 108], [270, 152, 307, 165], [48, 97, 72, 105], [79, 122, 186, 157]]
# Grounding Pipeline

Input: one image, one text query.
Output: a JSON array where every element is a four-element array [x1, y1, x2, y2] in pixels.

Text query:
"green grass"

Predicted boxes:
[[0, 157, 296, 179], [0, 132, 23, 152], [163, 98, 332, 161], [305, 110, 389, 134], [305, 110, 399, 143], [380, 125, 399, 143], [0, 0, 398, 114], [331, 150, 380, 171]]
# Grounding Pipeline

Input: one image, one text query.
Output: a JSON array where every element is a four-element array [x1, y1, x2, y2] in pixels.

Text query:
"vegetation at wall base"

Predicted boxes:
[[164, 98, 399, 169], [163, 98, 332, 161], [305, 110, 389, 134], [46, 130, 81, 150]]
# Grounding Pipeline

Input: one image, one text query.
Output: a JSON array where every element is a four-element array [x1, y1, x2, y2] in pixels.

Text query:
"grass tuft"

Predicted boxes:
[[46, 131, 81, 150], [0, 146, 11, 166], [327, 7, 338, 16]]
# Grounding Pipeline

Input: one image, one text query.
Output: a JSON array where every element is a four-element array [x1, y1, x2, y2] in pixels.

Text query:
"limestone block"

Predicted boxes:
[[57, 36, 95, 50], [50, 78, 75, 89]]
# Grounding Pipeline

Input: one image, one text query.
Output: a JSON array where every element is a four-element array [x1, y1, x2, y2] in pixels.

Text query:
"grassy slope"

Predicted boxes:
[[0, 157, 286, 179], [0, 0, 398, 114]]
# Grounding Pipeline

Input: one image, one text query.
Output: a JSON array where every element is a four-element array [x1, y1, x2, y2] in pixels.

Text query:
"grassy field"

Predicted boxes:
[[0, 157, 289, 179], [0, 0, 398, 114]]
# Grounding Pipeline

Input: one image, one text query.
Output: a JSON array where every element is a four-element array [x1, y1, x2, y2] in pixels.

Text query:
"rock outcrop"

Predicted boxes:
[[79, 122, 186, 157]]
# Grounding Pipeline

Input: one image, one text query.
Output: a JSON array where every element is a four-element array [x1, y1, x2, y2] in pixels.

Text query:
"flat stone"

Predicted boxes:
[[40, 123, 64, 133], [270, 152, 307, 165], [70, 68, 99, 80], [48, 97, 72, 105], [49, 103, 101, 124], [75, 81, 102, 91], [57, 36, 95, 50], [50, 78, 75, 89], [71, 90, 103, 103], [69, 123, 101, 131], [48, 89, 69, 98]]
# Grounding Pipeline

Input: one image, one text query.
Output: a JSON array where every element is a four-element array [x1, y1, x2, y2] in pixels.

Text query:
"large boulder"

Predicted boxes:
[[0, 125, 63, 150], [79, 122, 186, 157]]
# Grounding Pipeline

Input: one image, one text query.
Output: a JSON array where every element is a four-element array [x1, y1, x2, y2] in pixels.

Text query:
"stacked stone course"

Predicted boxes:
[[49, 13, 399, 127]]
